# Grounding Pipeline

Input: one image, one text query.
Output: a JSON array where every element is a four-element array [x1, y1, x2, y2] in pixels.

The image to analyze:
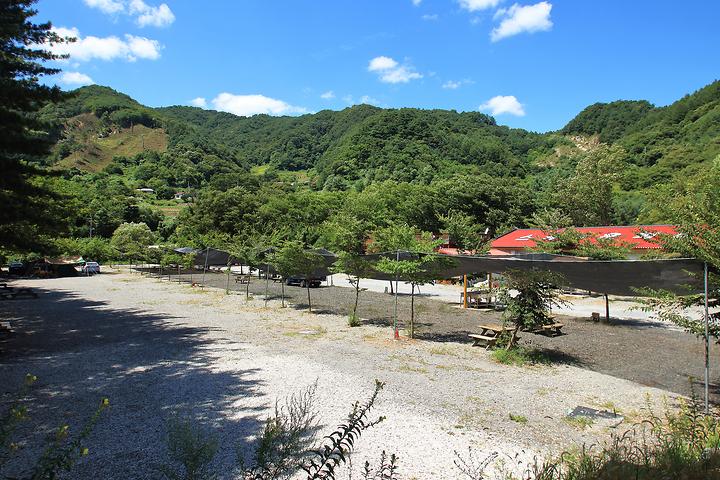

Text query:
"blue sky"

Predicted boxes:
[[38, 0, 720, 132]]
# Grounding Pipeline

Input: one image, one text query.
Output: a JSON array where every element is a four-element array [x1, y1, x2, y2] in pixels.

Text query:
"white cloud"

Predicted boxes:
[[491, 2, 552, 41], [129, 0, 175, 27], [125, 34, 162, 59], [479, 95, 525, 116], [368, 56, 422, 84], [83, 0, 124, 14], [83, 0, 175, 28], [49, 27, 162, 62], [59, 71, 94, 86], [421, 14, 439, 21], [320, 90, 335, 100], [412, 0, 422, 5], [211, 93, 307, 117], [457, 0, 502, 12], [190, 97, 207, 108], [442, 79, 473, 89], [359, 95, 380, 105], [368, 56, 398, 72]]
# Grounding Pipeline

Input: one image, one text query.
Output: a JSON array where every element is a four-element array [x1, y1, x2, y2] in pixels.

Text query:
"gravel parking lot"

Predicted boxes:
[[0, 270, 713, 479]]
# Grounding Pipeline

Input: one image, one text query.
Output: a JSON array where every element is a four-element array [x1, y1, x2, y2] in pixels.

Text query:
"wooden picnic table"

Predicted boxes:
[[468, 323, 515, 349]]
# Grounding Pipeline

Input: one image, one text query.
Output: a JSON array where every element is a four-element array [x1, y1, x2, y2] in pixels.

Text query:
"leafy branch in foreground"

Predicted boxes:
[[301, 380, 385, 479], [1, 374, 109, 480], [162, 381, 387, 480], [242, 383, 319, 479]]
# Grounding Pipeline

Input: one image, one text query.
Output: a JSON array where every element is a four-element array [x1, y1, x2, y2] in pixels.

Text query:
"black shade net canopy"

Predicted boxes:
[[183, 246, 704, 297]]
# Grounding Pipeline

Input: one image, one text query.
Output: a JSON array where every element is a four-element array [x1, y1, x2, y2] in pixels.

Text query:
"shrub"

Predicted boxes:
[[490, 346, 551, 367], [347, 313, 360, 327]]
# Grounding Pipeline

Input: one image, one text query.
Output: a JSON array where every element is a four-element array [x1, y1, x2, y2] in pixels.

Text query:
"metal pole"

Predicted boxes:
[[264, 262, 270, 308], [201, 247, 210, 289], [394, 250, 399, 339], [705, 261, 710, 414], [463, 274, 468, 309]]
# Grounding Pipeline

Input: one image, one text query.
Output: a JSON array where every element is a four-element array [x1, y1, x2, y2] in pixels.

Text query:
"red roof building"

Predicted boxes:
[[489, 225, 678, 256]]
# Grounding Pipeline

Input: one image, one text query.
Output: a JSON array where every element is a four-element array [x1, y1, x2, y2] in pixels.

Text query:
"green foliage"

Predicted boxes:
[[161, 416, 219, 480], [499, 270, 567, 349], [1, 374, 109, 480], [241, 383, 318, 479], [0, 0, 75, 253], [269, 241, 325, 312], [110, 222, 156, 261], [439, 211, 488, 252], [156, 382, 387, 480], [490, 346, 551, 366], [455, 395, 720, 480], [561, 100, 654, 143], [554, 145, 624, 226], [54, 237, 115, 262], [373, 224, 455, 338], [637, 158, 720, 339], [508, 413, 528, 424]]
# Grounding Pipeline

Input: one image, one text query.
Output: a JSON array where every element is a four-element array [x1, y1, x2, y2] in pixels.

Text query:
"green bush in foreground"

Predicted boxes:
[[490, 346, 551, 367], [456, 393, 720, 479]]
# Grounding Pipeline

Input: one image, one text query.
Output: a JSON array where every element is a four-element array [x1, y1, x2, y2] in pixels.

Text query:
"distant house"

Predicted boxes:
[[489, 225, 678, 257], [173, 191, 185, 200]]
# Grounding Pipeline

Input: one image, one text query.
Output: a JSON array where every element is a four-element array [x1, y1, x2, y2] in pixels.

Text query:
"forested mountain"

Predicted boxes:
[[18, 79, 720, 259]]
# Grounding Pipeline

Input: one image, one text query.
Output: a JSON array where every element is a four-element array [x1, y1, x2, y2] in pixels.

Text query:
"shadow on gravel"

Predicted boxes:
[[0, 283, 280, 480]]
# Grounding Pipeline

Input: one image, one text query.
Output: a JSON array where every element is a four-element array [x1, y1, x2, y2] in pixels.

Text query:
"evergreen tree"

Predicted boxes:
[[0, 0, 73, 252]]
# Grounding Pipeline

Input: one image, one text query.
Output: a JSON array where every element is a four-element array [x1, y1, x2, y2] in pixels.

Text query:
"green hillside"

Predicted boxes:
[[28, 79, 720, 255]]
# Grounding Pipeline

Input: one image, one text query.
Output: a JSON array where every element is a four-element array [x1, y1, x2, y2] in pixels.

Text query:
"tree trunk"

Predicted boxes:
[[506, 325, 521, 351], [410, 283, 415, 339], [177, 265, 181, 283], [225, 268, 231, 295], [353, 277, 360, 317], [604, 293, 610, 322], [281, 279, 285, 308], [389, 281, 394, 294], [306, 281, 312, 313], [246, 278, 250, 301]]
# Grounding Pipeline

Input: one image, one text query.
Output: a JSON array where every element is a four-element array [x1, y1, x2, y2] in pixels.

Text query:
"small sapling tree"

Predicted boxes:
[[270, 241, 325, 312], [499, 269, 567, 349]]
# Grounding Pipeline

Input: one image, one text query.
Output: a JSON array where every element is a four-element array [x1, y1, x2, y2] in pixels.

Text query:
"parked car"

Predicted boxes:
[[8, 261, 24, 275], [285, 276, 324, 288], [81, 262, 101, 274]]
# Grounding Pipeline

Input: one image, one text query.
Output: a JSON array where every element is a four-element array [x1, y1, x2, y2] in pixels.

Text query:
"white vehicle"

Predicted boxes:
[[81, 262, 101, 274]]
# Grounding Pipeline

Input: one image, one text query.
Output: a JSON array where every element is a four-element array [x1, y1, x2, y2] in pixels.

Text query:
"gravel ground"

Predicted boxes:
[[189, 270, 718, 402], [0, 270, 703, 479]]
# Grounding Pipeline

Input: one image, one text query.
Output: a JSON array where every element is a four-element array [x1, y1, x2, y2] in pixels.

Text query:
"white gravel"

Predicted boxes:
[[0, 271, 680, 479]]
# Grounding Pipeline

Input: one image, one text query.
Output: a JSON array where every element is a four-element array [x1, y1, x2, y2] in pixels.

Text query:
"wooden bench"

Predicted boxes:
[[529, 322, 565, 336], [468, 334, 498, 349], [469, 324, 516, 349]]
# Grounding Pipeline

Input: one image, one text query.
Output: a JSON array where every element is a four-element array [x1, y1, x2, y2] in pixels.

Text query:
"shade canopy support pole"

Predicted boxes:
[[705, 261, 710, 414]]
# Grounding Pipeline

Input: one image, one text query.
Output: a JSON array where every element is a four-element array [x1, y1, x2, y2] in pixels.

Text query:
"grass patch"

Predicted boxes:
[[509, 413, 528, 424], [429, 345, 458, 356], [490, 346, 552, 366], [564, 415, 594, 430], [398, 363, 429, 374], [347, 313, 360, 327]]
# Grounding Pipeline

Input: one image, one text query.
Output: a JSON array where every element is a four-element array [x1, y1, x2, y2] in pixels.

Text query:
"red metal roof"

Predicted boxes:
[[491, 225, 678, 250]]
